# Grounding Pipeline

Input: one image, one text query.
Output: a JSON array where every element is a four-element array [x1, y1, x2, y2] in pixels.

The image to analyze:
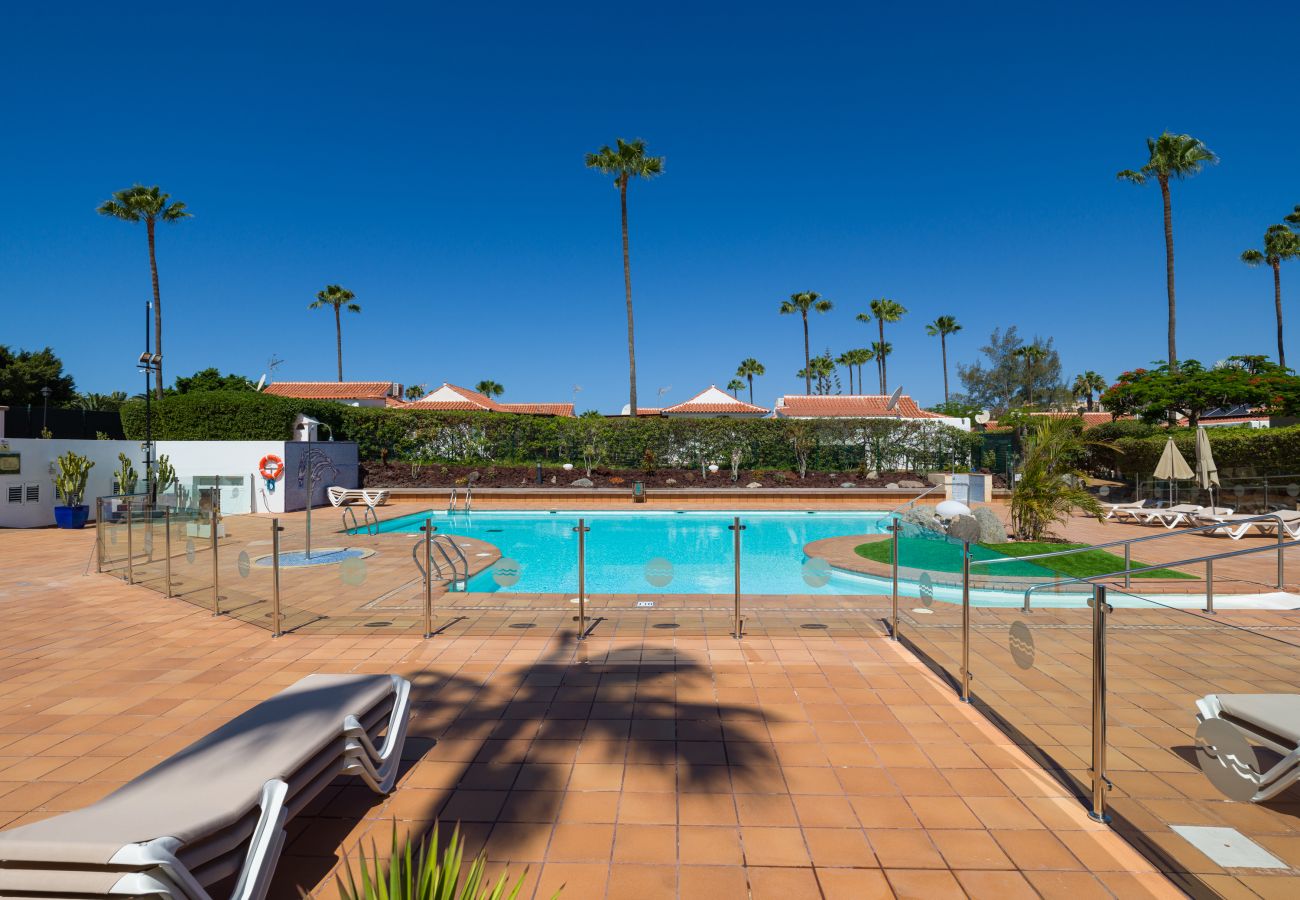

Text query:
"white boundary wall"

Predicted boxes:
[[0, 439, 358, 528]]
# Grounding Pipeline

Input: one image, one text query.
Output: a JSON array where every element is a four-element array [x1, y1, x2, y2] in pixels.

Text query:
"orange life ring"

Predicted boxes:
[[259, 454, 285, 481]]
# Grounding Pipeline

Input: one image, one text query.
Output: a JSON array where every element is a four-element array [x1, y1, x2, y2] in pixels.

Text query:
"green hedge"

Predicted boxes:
[[1104, 425, 1300, 477], [122, 391, 982, 472]]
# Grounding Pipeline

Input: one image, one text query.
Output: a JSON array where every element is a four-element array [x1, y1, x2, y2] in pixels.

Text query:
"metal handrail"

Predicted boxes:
[[412, 539, 445, 578], [432, 534, 468, 589], [447, 488, 457, 512], [885, 483, 943, 518], [1020, 535, 1300, 611], [970, 511, 1290, 567], [464, 485, 473, 511]]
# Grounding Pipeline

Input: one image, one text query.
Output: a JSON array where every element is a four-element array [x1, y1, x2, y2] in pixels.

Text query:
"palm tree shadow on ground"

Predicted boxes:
[[274, 631, 780, 893]]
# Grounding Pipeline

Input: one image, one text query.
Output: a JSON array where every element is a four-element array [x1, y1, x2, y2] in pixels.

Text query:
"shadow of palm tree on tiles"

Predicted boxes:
[[393, 632, 778, 859]]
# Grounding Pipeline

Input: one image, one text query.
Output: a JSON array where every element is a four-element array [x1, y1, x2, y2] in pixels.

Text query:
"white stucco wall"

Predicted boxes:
[[0, 438, 146, 528]]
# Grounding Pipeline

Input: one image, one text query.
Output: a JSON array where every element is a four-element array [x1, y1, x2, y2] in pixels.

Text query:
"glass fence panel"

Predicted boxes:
[[1102, 588, 1300, 896]]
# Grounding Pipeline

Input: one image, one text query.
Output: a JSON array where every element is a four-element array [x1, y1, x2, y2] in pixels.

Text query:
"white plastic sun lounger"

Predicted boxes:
[[1195, 694, 1300, 802], [1134, 504, 1231, 529], [1192, 510, 1300, 540], [327, 487, 390, 509], [1104, 499, 1166, 521], [0, 673, 411, 900]]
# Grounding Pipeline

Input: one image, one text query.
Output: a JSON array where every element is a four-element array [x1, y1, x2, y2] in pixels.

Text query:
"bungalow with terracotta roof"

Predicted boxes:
[[773, 394, 970, 430], [262, 381, 404, 407], [660, 386, 769, 419], [403, 383, 575, 417]]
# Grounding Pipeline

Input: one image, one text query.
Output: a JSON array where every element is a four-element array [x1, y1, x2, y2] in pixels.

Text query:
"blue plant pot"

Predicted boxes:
[[54, 505, 90, 529]]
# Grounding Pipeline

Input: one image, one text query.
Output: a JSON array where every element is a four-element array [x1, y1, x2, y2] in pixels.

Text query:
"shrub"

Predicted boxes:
[[336, 821, 532, 900]]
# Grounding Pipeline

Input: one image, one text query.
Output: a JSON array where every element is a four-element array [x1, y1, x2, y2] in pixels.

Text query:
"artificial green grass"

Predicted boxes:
[[854, 538, 1196, 580]]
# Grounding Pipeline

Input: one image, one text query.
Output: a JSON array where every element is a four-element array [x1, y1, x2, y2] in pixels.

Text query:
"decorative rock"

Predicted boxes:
[[840, 482, 856, 488], [886, 482, 900, 490], [747, 482, 763, 489], [665, 478, 677, 485], [571, 478, 594, 487], [898, 479, 927, 489], [549, 475, 557, 484], [867, 470, 879, 479]]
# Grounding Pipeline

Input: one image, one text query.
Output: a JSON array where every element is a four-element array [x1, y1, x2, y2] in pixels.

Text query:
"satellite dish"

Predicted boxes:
[[886, 386, 903, 411], [974, 410, 991, 425], [255, 374, 266, 392]]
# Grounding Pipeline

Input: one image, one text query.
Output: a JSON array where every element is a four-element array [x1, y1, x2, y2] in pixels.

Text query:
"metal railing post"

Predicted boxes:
[[305, 447, 313, 560], [960, 540, 971, 702], [574, 519, 590, 639], [1089, 584, 1111, 823], [1123, 542, 1131, 589], [1278, 526, 1285, 589], [95, 501, 103, 573], [271, 518, 283, 637], [890, 517, 900, 641], [163, 509, 172, 597], [421, 519, 435, 638], [730, 517, 746, 639], [1205, 559, 1215, 614], [125, 501, 134, 584], [210, 510, 221, 616]]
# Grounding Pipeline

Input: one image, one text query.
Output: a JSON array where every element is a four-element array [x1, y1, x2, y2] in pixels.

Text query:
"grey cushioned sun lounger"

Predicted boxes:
[[0, 673, 411, 900], [1195, 693, 1300, 802]]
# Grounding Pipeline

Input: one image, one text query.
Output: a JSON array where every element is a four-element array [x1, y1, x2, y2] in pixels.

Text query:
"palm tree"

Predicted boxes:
[[797, 353, 836, 395], [726, 379, 746, 398], [309, 285, 361, 381], [835, 351, 857, 394], [585, 138, 664, 417], [859, 299, 907, 392], [1071, 371, 1107, 411], [1014, 345, 1048, 407], [779, 291, 833, 394], [1010, 416, 1110, 540], [869, 341, 892, 391], [1241, 223, 1300, 369], [1117, 132, 1218, 371], [846, 348, 874, 394], [924, 315, 962, 402], [97, 185, 192, 399], [735, 358, 765, 404], [476, 380, 504, 398]]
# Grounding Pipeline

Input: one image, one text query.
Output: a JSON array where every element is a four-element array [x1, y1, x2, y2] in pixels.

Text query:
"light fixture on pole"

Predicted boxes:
[[39, 386, 52, 432], [137, 351, 163, 500]]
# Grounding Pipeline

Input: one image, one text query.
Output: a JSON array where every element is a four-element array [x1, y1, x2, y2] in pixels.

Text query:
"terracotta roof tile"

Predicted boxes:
[[263, 381, 397, 400], [662, 386, 769, 415], [774, 394, 941, 419], [404, 384, 573, 416]]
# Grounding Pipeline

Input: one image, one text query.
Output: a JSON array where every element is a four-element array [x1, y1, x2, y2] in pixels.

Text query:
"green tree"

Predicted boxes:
[[585, 138, 665, 418], [835, 351, 856, 394], [476, 380, 504, 398], [173, 368, 254, 394], [924, 315, 962, 402], [0, 346, 76, 406], [726, 378, 746, 398], [1241, 223, 1300, 370], [845, 348, 874, 394], [869, 341, 892, 390], [735, 358, 765, 404], [1117, 133, 1218, 371], [71, 391, 128, 412], [1014, 345, 1049, 407], [309, 285, 361, 381], [1010, 416, 1109, 541], [858, 299, 907, 393], [1099, 359, 1296, 427], [797, 352, 837, 395], [97, 185, 191, 399], [780, 291, 833, 394], [1071, 371, 1107, 411], [957, 327, 1065, 414]]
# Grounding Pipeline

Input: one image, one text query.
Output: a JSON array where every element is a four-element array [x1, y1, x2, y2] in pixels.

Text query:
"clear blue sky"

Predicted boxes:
[[3, 1, 1298, 412]]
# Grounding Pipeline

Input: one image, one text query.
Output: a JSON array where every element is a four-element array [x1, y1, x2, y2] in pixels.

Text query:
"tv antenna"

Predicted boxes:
[[657, 385, 672, 399], [572, 384, 582, 403]]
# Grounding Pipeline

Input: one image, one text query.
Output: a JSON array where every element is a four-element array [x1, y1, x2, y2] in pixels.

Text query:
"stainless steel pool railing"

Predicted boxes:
[[968, 511, 1290, 591]]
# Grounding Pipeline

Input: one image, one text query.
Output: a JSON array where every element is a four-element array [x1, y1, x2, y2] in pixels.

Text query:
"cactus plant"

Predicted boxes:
[[54, 451, 94, 507], [115, 453, 139, 495], [156, 454, 178, 494]]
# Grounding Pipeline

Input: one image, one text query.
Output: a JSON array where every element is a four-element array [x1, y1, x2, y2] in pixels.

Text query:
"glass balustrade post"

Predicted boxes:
[[210, 510, 221, 616], [1089, 584, 1111, 823], [421, 518, 434, 639], [95, 499, 104, 573], [125, 501, 134, 585], [960, 539, 971, 702], [1205, 559, 1215, 614], [1278, 525, 1285, 589], [1124, 542, 1132, 589], [730, 517, 746, 639], [574, 519, 590, 640], [890, 516, 900, 641], [163, 509, 172, 597], [271, 518, 283, 637]]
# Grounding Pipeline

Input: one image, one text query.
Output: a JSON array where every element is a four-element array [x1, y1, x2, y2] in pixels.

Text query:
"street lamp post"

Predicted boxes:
[[137, 351, 162, 500], [40, 386, 52, 433]]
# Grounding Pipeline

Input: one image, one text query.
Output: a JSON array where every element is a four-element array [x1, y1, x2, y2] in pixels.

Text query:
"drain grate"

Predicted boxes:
[[652, 622, 680, 629], [1169, 826, 1286, 869], [801, 623, 829, 630], [508, 622, 537, 629], [363, 621, 392, 628]]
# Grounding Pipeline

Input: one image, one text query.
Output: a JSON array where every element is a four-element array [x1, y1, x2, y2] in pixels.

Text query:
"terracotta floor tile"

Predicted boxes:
[[928, 828, 1014, 869], [992, 828, 1083, 871], [849, 796, 919, 829], [611, 823, 677, 864], [679, 825, 744, 866], [815, 867, 893, 900], [953, 869, 1040, 899], [606, 863, 677, 899], [907, 796, 982, 829], [546, 823, 614, 862], [865, 829, 945, 869], [885, 868, 965, 899], [678, 865, 750, 899], [1022, 870, 1114, 900], [534, 862, 608, 899], [555, 791, 620, 823], [746, 865, 822, 900], [678, 793, 737, 826], [741, 826, 811, 867], [802, 827, 876, 868], [736, 793, 798, 826]]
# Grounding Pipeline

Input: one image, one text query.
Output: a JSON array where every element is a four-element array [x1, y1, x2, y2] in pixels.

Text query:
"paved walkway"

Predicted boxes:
[[0, 525, 1183, 899]]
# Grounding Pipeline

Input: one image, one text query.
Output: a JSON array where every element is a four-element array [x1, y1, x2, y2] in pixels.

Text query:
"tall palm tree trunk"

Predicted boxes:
[[334, 306, 343, 380], [940, 334, 949, 402], [1160, 176, 1177, 371], [1273, 261, 1286, 370], [1086, 390, 1094, 412], [146, 218, 164, 399], [801, 314, 811, 395], [847, 366, 854, 394], [747, 375, 754, 404], [619, 176, 638, 415], [877, 321, 885, 393]]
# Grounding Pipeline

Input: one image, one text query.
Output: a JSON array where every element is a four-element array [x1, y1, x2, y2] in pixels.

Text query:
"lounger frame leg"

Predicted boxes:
[[1195, 695, 1300, 803], [342, 675, 412, 794]]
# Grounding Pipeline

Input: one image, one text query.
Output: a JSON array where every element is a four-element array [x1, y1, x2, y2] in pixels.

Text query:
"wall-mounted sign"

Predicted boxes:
[[0, 453, 19, 475]]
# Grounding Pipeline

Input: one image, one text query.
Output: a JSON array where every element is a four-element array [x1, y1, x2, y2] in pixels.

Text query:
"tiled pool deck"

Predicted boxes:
[[3, 508, 1299, 897]]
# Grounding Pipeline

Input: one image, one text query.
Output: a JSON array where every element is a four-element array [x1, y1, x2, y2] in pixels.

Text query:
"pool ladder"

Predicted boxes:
[[411, 533, 469, 591], [448, 485, 473, 512], [341, 505, 378, 536]]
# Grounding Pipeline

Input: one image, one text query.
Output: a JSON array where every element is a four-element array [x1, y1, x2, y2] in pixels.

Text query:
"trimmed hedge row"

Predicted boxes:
[[1103, 425, 1300, 477], [121, 391, 983, 472]]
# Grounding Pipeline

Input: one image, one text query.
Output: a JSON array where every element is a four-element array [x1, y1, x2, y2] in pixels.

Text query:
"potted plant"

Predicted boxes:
[[53, 451, 94, 529]]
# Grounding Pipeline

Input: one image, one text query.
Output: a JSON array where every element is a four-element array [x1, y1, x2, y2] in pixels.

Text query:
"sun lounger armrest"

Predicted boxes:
[[109, 837, 207, 900], [341, 675, 411, 794]]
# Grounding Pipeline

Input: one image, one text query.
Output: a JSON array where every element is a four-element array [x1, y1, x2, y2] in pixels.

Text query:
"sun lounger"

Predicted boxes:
[[1128, 503, 1225, 529], [0, 673, 411, 900], [1192, 510, 1300, 540], [1103, 499, 1161, 521], [1195, 693, 1300, 802], [327, 487, 390, 509]]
